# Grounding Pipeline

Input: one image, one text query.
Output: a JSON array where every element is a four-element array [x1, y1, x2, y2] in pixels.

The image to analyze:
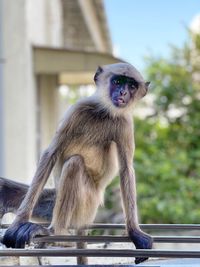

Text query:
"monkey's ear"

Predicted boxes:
[[142, 81, 150, 97], [94, 66, 103, 84], [145, 81, 151, 89]]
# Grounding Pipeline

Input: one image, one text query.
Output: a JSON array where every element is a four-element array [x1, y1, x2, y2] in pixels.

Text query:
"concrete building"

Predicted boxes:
[[0, 0, 120, 183]]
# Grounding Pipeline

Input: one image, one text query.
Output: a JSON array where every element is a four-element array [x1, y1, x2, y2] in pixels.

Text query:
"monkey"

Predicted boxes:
[[0, 177, 55, 223], [2, 62, 152, 264]]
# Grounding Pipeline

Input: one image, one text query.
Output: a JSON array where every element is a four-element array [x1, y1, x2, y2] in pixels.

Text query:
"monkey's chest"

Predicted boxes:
[[62, 141, 117, 180]]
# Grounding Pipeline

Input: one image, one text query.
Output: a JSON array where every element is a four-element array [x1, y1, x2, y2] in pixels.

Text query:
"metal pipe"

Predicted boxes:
[[1, 223, 200, 230], [0, 248, 200, 258], [86, 223, 200, 230], [32, 235, 200, 244]]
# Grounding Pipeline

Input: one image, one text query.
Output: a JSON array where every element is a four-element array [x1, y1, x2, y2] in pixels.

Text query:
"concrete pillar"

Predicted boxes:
[[3, 0, 37, 182], [0, 0, 5, 176], [37, 75, 59, 154]]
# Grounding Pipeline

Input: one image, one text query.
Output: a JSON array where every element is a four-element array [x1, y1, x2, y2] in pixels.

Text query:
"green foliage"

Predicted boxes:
[[135, 117, 200, 223], [103, 32, 200, 224], [135, 33, 200, 223], [192, 32, 200, 51]]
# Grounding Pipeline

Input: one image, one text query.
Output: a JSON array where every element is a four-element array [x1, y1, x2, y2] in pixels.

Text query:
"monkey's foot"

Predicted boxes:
[[128, 228, 153, 264], [2, 222, 50, 248]]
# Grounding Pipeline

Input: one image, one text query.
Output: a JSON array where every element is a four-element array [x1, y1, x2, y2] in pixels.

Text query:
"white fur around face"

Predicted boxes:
[[94, 63, 148, 118]]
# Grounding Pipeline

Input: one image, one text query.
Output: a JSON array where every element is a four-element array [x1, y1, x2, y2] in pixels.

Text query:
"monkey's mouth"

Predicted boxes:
[[117, 97, 125, 104], [113, 97, 127, 107]]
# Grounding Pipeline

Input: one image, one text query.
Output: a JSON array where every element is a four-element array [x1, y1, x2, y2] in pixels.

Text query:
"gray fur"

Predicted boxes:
[[2, 63, 152, 263], [0, 177, 55, 222]]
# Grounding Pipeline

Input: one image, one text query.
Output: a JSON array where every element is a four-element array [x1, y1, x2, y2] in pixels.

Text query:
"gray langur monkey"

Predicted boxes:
[[2, 62, 152, 264]]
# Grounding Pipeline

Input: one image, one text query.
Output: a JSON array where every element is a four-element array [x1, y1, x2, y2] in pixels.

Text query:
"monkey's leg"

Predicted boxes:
[[50, 155, 96, 233], [50, 155, 99, 265], [50, 155, 82, 233]]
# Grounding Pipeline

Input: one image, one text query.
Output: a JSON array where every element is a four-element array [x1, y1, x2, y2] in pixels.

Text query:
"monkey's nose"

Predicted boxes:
[[120, 89, 127, 96]]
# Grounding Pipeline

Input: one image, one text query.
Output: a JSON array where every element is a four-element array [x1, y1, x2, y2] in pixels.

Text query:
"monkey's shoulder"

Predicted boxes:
[[73, 100, 128, 125], [59, 100, 133, 147], [74, 101, 108, 119]]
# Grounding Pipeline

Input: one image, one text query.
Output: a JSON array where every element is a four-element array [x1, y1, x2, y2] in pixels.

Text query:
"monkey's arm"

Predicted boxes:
[[117, 126, 153, 264], [2, 118, 72, 248], [2, 147, 57, 248]]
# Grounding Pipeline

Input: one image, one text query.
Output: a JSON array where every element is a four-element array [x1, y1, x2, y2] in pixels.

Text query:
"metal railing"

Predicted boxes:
[[1, 223, 200, 230], [0, 223, 200, 261]]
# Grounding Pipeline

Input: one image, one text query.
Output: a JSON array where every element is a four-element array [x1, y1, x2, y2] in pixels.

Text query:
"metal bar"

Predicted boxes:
[[142, 224, 200, 230], [0, 248, 200, 258], [154, 236, 200, 243], [1, 223, 200, 230], [32, 235, 200, 244], [0, 224, 49, 229], [86, 223, 200, 230]]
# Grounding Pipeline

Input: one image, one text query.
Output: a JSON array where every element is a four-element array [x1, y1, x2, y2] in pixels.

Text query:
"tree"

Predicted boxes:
[[135, 32, 200, 223], [100, 32, 200, 224]]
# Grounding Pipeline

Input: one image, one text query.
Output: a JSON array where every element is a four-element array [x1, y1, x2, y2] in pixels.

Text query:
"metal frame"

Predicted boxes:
[[0, 248, 200, 258], [1, 223, 200, 230], [33, 235, 200, 244], [0, 224, 200, 260]]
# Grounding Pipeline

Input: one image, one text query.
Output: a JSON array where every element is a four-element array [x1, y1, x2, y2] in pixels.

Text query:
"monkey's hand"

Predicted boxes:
[[2, 222, 50, 248], [129, 228, 153, 264]]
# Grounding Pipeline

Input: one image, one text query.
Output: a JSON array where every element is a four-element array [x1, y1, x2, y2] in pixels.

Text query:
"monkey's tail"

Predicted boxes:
[[0, 177, 55, 222]]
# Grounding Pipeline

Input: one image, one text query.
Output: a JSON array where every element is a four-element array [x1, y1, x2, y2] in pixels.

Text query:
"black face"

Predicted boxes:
[[110, 75, 139, 108]]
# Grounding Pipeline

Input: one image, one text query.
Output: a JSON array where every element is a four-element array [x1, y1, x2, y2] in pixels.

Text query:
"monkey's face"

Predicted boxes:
[[109, 75, 139, 108], [94, 63, 150, 113]]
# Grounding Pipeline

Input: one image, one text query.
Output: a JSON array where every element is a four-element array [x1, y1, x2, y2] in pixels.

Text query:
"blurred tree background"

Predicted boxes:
[[97, 31, 200, 224]]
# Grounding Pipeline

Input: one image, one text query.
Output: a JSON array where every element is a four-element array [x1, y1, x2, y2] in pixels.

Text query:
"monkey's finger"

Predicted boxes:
[[129, 228, 153, 250], [15, 222, 33, 248], [2, 230, 16, 248], [15, 222, 49, 248], [2, 224, 24, 248]]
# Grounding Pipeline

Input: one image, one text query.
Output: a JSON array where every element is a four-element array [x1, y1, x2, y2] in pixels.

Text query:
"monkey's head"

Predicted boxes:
[[94, 62, 150, 114]]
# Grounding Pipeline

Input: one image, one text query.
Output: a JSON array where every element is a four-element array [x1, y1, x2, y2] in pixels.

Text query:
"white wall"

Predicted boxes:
[[3, 0, 36, 181], [2, 0, 63, 182], [26, 0, 63, 47]]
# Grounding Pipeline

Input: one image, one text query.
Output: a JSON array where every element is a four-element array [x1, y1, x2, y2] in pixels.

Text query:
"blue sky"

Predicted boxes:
[[104, 0, 200, 71]]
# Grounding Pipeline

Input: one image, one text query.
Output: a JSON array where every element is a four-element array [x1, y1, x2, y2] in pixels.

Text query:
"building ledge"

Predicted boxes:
[[33, 46, 123, 85]]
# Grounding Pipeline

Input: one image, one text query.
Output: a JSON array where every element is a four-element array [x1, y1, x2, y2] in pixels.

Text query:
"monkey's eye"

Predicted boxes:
[[129, 83, 136, 90], [112, 78, 121, 85], [128, 81, 138, 90]]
